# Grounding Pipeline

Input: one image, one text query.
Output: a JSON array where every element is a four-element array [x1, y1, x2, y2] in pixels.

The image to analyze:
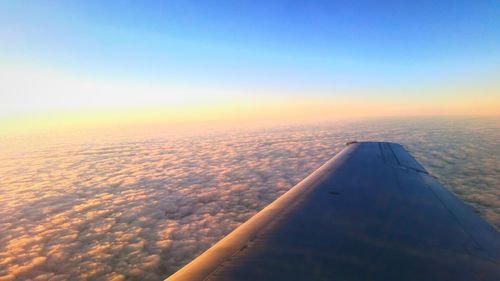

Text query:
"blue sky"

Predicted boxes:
[[0, 0, 499, 116]]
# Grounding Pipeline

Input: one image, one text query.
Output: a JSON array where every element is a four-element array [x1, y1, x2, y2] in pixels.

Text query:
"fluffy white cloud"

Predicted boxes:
[[0, 117, 498, 280]]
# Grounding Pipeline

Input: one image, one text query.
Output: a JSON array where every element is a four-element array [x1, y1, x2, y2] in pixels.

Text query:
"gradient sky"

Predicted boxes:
[[1, 1, 499, 131]]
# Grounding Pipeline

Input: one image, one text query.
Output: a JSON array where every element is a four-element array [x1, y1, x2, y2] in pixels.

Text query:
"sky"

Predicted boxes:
[[0, 0, 499, 133]]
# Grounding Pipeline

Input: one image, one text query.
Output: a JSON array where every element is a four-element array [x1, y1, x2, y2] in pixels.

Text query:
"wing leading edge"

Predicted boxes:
[[166, 142, 500, 281]]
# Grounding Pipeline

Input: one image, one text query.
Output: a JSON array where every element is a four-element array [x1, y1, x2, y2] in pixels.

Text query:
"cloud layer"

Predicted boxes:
[[0, 117, 498, 280]]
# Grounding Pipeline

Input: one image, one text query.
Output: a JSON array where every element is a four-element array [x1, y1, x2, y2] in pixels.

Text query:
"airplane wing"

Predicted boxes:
[[166, 142, 500, 281]]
